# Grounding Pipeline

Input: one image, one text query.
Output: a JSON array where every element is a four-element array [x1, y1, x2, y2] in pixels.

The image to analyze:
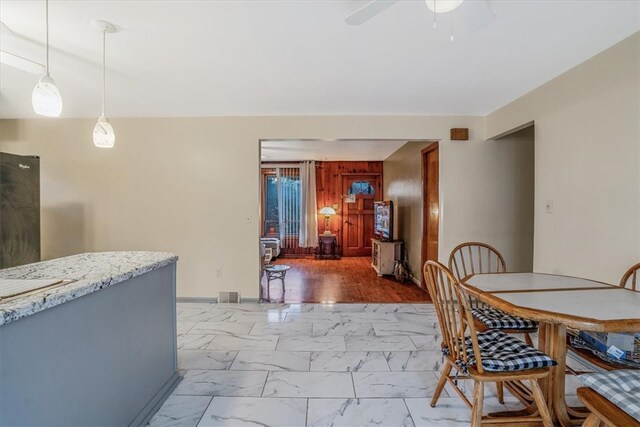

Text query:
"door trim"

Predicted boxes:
[[421, 143, 439, 287]]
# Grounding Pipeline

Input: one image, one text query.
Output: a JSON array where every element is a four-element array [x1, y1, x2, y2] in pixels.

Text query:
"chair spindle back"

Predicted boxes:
[[620, 263, 640, 291], [448, 242, 507, 282], [424, 260, 485, 374]]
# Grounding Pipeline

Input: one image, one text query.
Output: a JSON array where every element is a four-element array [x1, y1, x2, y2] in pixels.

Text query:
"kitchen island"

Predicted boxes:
[[0, 251, 179, 426]]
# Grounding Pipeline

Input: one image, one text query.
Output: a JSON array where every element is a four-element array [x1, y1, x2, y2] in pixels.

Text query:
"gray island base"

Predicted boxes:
[[0, 251, 179, 426]]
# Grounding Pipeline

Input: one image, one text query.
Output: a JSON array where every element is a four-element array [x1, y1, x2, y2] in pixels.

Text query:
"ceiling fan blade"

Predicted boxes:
[[0, 20, 45, 75], [459, 0, 495, 32], [345, 0, 399, 25], [0, 50, 45, 75], [0, 21, 14, 36]]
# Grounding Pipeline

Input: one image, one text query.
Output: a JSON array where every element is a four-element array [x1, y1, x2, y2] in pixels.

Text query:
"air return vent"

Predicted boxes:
[[218, 291, 240, 304]]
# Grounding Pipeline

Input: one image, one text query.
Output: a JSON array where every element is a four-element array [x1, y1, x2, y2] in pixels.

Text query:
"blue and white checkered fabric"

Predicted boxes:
[[472, 307, 538, 331], [579, 369, 640, 422], [465, 330, 556, 372]]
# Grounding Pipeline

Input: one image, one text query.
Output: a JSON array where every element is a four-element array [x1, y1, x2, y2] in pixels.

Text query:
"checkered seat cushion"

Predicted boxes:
[[579, 369, 640, 422], [464, 330, 557, 372], [472, 307, 538, 331]]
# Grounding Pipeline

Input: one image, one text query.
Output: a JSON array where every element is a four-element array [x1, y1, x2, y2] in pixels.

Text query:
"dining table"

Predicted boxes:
[[460, 272, 640, 427]]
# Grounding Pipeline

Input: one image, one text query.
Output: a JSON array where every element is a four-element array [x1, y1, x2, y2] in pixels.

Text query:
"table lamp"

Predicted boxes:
[[319, 207, 336, 235]]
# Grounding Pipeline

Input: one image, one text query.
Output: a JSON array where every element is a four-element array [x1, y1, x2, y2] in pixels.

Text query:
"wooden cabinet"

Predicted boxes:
[[371, 238, 402, 276]]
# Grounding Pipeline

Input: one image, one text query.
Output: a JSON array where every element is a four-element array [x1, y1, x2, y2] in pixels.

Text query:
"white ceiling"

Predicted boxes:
[[261, 139, 408, 161], [0, 1, 638, 119]]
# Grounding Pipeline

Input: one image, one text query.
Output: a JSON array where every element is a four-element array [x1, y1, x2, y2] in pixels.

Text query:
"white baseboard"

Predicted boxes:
[[176, 297, 261, 303], [176, 297, 217, 303]]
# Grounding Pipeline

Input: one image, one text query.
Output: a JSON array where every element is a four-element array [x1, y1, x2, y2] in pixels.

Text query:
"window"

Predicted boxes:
[[262, 168, 301, 237], [264, 175, 280, 235], [348, 180, 375, 195]]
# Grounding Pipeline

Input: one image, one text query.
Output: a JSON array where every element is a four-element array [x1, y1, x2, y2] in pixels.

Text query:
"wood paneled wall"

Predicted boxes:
[[261, 161, 383, 256], [316, 161, 383, 255]]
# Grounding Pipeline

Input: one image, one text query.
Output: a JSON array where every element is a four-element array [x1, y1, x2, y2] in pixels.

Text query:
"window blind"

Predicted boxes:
[[276, 167, 301, 250]]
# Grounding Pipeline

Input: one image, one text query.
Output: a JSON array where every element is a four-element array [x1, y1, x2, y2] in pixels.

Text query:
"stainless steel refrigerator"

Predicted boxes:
[[0, 152, 40, 268]]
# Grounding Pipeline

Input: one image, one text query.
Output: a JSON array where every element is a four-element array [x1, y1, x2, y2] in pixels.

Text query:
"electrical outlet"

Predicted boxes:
[[216, 269, 222, 278], [545, 200, 553, 214]]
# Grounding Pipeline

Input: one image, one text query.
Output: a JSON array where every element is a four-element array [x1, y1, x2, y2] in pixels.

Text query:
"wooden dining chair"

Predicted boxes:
[[577, 387, 640, 427], [620, 262, 640, 290], [449, 242, 538, 348], [424, 260, 556, 427], [577, 369, 640, 427]]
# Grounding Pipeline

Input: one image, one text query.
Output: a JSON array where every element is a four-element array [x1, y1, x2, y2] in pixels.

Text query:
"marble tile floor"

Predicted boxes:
[[149, 302, 588, 427]]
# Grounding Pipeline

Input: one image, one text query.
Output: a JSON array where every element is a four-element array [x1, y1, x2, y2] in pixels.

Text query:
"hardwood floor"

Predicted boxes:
[[261, 257, 430, 303]]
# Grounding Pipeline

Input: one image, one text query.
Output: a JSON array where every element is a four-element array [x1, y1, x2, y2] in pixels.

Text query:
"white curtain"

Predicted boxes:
[[276, 167, 284, 243], [298, 161, 318, 248]]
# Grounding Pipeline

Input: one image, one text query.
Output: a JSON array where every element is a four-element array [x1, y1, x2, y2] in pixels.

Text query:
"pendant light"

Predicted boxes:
[[32, 0, 63, 117], [92, 20, 117, 148]]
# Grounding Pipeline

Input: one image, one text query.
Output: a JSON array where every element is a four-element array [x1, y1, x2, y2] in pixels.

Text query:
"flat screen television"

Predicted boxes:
[[374, 201, 394, 241]]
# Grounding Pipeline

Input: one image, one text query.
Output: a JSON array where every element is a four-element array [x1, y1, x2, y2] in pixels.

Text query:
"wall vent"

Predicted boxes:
[[218, 291, 241, 304]]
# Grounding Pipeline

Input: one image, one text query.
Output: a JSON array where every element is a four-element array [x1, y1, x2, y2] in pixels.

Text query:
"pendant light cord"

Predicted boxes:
[[450, 10, 454, 42], [433, 0, 437, 28], [101, 30, 106, 117], [45, 0, 49, 74]]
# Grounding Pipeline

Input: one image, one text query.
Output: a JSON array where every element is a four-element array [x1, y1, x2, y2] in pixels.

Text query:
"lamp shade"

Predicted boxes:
[[32, 74, 63, 117], [93, 116, 115, 148], [319, 207, 336, 216], [425, 0, 464, 13]]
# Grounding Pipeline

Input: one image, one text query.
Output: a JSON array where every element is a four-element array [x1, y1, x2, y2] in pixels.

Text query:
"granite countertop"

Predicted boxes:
[[0, 251, 178, 326]]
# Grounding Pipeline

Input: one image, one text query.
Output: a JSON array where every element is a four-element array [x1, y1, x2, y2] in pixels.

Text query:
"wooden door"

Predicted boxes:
[[341, 174, 381, 257], [421, 144, 439, 287]]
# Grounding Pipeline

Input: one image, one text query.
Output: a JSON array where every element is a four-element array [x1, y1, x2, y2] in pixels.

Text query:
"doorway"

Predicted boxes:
[[258, 139, 430, 303], [421, 143, 439, 286], [341, 174, 382, 257]]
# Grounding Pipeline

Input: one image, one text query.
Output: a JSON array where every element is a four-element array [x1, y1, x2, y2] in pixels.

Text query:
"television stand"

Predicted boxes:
[[371, 238, 403, 276]]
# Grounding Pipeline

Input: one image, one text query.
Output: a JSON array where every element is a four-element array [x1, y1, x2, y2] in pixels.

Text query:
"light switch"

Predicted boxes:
[[545, 200, 553, 214]]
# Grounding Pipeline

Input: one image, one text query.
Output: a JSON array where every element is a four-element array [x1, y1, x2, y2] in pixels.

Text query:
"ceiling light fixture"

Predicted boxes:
[[91, 20, 118, 148], [425, 0, 464, 14], [32, 0, 63, 117], [427, 0, 461, 41]]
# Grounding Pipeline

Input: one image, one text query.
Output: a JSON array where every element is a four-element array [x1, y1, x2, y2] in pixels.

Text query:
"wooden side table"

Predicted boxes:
[[315, 234, 340, 259]]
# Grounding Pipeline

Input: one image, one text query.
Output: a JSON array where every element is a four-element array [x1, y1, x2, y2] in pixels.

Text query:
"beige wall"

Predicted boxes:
[[383, 141, 432, 282], [383, 130, 535, 281], [2, 32, 637, 297], [439, 127, 535, 272], [486, 32, 640, 284], [0, 115, 483, 299]]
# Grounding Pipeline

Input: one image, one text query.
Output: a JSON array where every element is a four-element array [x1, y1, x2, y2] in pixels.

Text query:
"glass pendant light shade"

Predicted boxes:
[[93, 115, 115, 148], [425, 0, 464, 14], [32, 74, 63, 117]]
